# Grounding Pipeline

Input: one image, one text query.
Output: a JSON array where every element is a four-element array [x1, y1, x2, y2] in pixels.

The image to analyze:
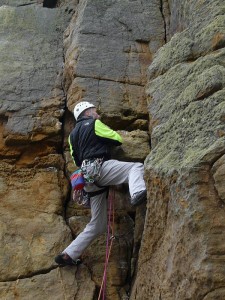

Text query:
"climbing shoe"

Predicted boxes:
[[55, 253, 82, 266], [130, 190, 147, 207]]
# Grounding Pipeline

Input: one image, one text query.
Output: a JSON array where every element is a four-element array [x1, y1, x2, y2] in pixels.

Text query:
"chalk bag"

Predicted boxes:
[[70, 169, 85, 191]]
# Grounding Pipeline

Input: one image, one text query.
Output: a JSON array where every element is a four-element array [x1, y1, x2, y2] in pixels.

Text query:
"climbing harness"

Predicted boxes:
[[98, 188, 115, 300], [72, 189, 90, 207], [71, 158, 105, 207], [81, 158, 104, 183], [73, 187, 109, 208]]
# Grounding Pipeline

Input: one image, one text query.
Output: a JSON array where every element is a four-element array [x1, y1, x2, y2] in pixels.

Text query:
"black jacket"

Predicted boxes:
[[69, 117, 122, 167]]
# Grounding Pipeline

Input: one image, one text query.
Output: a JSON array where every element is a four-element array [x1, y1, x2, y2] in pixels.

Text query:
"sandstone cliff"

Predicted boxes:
[[131, 0, 225, 299], [0, 0, 224, 299]]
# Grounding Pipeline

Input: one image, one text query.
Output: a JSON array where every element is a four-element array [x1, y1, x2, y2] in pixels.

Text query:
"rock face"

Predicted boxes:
[[0, 265, 95, 300], [131, 0, 225, 299], [63, 0, 165, 128], [1, 0, 224, 299], [0, 0, 153, 299], [62, 1, 157, 298], [0, 2, 82, 299]]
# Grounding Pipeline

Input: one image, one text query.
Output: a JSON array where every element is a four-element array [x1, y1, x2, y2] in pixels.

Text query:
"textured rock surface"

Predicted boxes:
[[0, 266, 95, 300], [0, 0, 154, 299], [0, 4, 69, 142], [2, 0, 224, 299], [61, 1, 159, 297], [0, 161, 71, 281], [131, 0, 225, 299], [0, 1, 85, 299], [63, 0, 165, 128]]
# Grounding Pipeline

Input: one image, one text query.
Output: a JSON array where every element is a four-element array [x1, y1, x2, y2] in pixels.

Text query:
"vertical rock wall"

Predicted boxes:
[[63, 0, 165, 126], [0, 2, 90, 299], [62, 1, 162, 298], [0, 0, 158, 299], [131, 0, 225, 299], [1, 0, 224, 299]]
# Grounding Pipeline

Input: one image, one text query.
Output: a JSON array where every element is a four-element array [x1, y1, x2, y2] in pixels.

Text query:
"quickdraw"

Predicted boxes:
[[81, 158, 103, 183], [72, 189, 90, 207], [72, 187, 109, 208]]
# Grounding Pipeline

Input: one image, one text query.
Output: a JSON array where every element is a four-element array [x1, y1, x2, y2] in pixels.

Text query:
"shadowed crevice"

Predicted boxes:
[[43, 0, 57, 8], [0, 266, 58, 283], [160, 0, 167, 44]]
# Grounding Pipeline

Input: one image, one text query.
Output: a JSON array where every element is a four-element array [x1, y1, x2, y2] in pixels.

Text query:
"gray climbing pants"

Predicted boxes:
[[63, 159, 146, 260]]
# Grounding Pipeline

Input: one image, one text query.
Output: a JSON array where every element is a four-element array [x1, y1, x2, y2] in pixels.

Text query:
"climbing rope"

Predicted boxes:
[[98, 188, 115, 300]]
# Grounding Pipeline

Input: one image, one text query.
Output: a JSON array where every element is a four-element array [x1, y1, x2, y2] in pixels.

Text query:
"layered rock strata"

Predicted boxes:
[[2, 0, 223, 299], [0, 2, 83, 299], [131, 0, 225, 299], [63, 0, 165, 127], [0, 0, 156, 299], [62, 1, 161, 297]]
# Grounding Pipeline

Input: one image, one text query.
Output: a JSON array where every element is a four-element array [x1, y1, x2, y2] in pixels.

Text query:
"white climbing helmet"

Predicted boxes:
[[73, 101, 96, 120]]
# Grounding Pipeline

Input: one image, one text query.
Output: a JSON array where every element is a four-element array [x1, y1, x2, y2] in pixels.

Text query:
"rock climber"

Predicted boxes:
[[55, 101, 147, 266]]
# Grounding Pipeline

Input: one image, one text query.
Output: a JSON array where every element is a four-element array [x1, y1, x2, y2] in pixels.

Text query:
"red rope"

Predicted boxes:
[[98, 188, 115, 300]]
